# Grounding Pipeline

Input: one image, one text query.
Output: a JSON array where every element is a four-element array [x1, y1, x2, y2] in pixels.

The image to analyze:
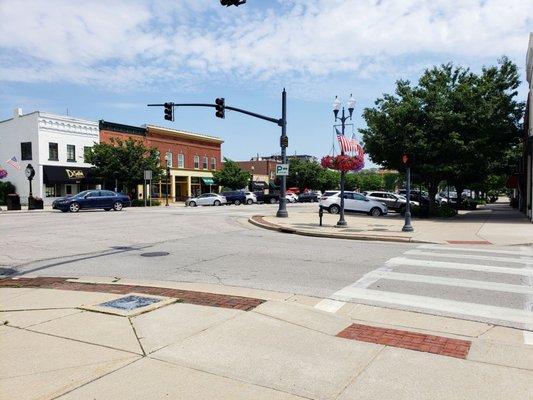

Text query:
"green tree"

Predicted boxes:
[[86, 138, 162, 196], [361, 57, 523, 211], [213, 158, 250, 190], [0, 181, 16, 205], [287, 159, 323, 191], [317, 169, 340, 192]]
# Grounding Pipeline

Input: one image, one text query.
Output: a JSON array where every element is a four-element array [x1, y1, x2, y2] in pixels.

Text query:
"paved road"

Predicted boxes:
[[1, 203, 532, 330]]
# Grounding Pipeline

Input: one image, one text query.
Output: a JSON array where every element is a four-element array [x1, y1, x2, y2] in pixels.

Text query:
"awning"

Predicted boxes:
[[202, 177, 215, 185], [43, 166, 97, 184]]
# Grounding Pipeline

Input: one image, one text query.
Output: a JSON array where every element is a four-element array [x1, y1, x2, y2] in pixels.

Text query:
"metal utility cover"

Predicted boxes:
[[80, 293, 178, 317]]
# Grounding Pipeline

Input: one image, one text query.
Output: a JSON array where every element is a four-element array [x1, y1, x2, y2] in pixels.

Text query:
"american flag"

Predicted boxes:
[[336, 134, 359, 153], [5, 156, 21, 170]]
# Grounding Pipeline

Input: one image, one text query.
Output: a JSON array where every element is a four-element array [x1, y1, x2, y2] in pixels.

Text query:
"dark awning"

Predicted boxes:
[[43, 166, 98, 184]]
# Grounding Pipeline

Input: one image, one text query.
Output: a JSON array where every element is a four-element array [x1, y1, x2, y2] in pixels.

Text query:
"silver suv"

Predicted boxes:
[[364, 191, 419, 213]]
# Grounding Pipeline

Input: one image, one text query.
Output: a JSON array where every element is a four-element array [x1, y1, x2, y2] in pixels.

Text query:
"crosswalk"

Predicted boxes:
[[316, 244, 533, 333]]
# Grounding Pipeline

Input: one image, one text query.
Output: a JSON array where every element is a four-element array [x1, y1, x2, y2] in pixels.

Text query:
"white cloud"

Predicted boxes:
[[0, 0, 531, 93]]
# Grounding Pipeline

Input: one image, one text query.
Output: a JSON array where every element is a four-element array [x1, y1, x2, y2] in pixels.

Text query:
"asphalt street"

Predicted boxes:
[[2, 203, 532, 330]]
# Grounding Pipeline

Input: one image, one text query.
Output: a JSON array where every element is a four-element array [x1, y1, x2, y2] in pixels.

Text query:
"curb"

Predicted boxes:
[[248, 215, 435, 244]]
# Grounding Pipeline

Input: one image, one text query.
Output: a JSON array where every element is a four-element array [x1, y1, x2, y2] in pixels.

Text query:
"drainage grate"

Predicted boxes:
[[99, 295, 161, 311], [140, 251, 169, 257]]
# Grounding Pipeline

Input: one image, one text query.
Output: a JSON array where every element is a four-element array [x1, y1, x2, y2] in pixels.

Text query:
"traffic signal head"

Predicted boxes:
[[220, 0, 246, 6], [215, 98, 225, 119], [164, 102, 173, 121]]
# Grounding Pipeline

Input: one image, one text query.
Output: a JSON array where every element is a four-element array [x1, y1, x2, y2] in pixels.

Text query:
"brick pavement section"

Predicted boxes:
[[0, 278, 265, 311], [337, 323, 471, 359]]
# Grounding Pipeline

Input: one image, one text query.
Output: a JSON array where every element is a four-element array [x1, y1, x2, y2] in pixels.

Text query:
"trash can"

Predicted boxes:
[[6, 194, 21, 210]]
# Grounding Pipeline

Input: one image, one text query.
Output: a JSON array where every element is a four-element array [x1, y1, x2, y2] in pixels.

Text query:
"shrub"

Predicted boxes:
[[131, 199, 161, 207], [0, 181, 16, 205]]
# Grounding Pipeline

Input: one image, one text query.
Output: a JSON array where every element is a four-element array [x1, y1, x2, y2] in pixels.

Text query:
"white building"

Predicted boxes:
[[0, 108, 100, 204], [525, 33, 533, 221]]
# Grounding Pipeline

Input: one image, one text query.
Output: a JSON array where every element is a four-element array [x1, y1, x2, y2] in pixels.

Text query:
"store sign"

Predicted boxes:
[[66, 169, 85, 180], [275, 164, 289, 176]]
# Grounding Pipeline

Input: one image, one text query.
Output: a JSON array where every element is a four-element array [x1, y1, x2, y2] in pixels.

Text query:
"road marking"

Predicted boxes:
[[330, 287, 533, 329], [405, 249, 533, 264], [366, 270, 533, 295], [386, 257, 533, 277], [419, 244, 533, 257], [524, 330, 533, 345], [314, 299, 346, 313], [522, 247, 533, 344]]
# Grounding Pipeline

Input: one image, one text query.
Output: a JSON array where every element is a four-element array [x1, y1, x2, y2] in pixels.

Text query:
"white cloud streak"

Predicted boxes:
[[0, 0, 531, 93]]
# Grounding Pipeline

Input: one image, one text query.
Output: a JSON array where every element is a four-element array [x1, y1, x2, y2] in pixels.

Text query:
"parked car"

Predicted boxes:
[[185, 193, 227, 207], [52, 190, 130, 213], [364, 191, 419, 212], [319, 191, 388, 216], [254, 191, 280, 204], [244, 192, 257, 205], [220, 191, 247, 205], [286, 192, 298, 203], [297, 191, 318, 202]]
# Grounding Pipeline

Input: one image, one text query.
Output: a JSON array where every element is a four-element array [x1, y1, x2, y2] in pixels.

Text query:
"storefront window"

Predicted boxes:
[[49, 143, 58, 161], [67, 145, 76, 162], [211, 157, 216, 170], [202, 156, 208, 170], [177, 153, 184, 168], [194, 155, 200, 169], [45, 184, 60, 197]]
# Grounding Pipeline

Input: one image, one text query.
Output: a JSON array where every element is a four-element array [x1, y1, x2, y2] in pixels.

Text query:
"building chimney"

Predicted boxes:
[[13, 107, 22, 118]]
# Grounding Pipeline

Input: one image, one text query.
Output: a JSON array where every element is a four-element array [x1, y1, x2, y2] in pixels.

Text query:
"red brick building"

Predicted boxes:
[[99, 121, 224, 201]]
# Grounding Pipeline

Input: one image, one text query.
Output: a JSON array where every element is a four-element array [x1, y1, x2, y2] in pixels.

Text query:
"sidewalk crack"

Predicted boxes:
[[128, 317, 146, 357]]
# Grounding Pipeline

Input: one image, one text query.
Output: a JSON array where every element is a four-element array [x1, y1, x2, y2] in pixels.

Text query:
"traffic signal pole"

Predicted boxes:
[[148, 89, 289, 218]]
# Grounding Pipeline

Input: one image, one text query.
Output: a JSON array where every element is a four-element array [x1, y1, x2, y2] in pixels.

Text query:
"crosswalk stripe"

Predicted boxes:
[[405, 249, 533, 264], [366, 270, 533, 295], [314, 298, 346, 313], [386, 257, 533, 277], [419, 244, 533, 257], [330, 287, 533, 329]]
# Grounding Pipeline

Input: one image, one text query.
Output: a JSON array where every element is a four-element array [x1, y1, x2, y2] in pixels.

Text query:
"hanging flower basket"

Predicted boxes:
[[321, 154, 364, 172]]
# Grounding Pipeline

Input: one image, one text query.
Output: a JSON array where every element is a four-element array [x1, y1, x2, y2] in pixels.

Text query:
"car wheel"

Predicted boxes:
[[113, 202, 123, 211], [104, 208, 111, 211], [269, 197, 277, 204], [246, 199, 253, 205], [213, 200, 221, 206], [370, 207, 382, 217], [189, 201, 197, 207], [329, 204, 340, 214], [234, 199, 241, 206], [69, 202, 80, 213]]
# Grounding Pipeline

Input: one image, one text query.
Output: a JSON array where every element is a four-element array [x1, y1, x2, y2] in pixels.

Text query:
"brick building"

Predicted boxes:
[[99, 121, 223, 201], [235, 159, 280, 190]]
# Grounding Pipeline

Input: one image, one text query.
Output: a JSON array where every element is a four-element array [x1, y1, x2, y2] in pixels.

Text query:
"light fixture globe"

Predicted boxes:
[[332, 96, 341, 119], [347, 94, 356, 118]]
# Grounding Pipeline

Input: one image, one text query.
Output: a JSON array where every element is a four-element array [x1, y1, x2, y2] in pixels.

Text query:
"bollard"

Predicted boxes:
[[318, 205, 324, 226]]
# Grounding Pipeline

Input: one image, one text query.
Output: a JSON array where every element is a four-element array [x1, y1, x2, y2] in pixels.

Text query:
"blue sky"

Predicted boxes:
[[1, 0, 532, 166]]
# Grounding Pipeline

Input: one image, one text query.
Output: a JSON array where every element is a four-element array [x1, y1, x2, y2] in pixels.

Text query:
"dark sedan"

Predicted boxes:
[[52, 190, 130, 213], [297, 192, 318, 202]]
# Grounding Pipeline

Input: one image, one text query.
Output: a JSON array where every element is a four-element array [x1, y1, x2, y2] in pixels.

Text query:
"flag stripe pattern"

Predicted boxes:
[[6, 156, 21, 170], [337, 135, 361, 155]]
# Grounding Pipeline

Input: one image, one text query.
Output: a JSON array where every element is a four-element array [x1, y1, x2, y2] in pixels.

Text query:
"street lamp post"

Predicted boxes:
[[165, 166, 170, 207], [249, 165, 255, 191], [402, 154, 414, 232], [332, 95, 356, 227]]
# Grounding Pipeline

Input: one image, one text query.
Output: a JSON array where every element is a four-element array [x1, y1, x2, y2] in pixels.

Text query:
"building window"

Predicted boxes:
[[45, 184, 61, 197], [177, 153, 184, 169], [21, 142, 32, 160], [165, 152, 173, 167], [83, 146, 92, 162], [67, 145, 76, 162], [49, 143, 58, 161], [202, 156, 208, 170], [194, 155, 200, 169], [211, 157, 216, 170]]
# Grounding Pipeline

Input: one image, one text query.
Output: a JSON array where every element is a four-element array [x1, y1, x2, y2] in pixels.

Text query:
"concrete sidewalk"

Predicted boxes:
[[252, 202, 533, 246], [1, 276, 532, 400]]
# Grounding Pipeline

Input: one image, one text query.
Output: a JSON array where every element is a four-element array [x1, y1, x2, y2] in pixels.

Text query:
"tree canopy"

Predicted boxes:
[[360, 57, 524, 206], [86, 137, 162, 194], [213, 158, 250, 190]]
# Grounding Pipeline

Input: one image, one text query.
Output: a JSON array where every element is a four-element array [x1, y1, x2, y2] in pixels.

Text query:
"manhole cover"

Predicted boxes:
[[140, 251, 169, 257], [0, 268, 16, 276], [99, 295, 161, 311]]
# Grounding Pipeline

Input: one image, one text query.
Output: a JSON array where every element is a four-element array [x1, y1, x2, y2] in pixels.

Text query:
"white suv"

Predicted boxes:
[[319, 191, 388, 216], [244, 192, 257, 205]]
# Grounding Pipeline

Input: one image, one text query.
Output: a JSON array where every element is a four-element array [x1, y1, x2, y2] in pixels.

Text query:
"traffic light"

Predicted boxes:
[[220, 0, 246, 6], [215, 98, 225, 119], [164, 102, 173, 121], [402, 153, 414, 166], [280, 135, 288, 148]]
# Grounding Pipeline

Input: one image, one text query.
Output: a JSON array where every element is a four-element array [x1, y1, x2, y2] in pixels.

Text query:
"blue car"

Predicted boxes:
[[52, 190, 131, 213]]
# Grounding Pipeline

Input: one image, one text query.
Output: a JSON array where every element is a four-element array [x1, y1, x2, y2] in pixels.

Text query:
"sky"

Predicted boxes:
[[1, 0, 532, 166]]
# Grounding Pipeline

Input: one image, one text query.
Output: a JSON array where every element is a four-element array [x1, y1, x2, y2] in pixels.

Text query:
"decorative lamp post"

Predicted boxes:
[[401, 153, 414, 232], [250, 165, 255, 191], [165, 153, 170, 207], [332, 95, 355, 226]]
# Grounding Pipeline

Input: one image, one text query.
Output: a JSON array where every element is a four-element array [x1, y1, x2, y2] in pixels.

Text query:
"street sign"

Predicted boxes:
[[276, 164, 289, 176], [144, 170, 152, 180]]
